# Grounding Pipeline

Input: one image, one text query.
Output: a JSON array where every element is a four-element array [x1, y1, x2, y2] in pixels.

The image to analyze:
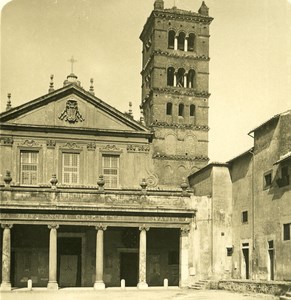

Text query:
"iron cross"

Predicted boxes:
[[68, 56, 77, 73]]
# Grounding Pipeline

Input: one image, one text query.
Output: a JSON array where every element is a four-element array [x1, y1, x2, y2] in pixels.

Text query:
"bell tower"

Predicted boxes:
[[140, 1, 213, 186]]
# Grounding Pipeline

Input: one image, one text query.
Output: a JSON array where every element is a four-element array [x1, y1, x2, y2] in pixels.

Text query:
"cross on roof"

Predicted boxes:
[[68, 56, 77, 73]]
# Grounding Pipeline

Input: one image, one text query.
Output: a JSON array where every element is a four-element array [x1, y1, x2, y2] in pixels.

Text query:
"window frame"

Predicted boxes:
[[102, 154, 120, 189], [20, 150, 39, 186], [283, 223, 291, 241], [263, 170, 272, 189], [242, 211, 248, 224], [61, 152, 80, 185]]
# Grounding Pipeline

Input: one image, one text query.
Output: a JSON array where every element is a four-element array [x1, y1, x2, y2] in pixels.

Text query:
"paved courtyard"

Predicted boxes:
[[0, 288, 279, 300]]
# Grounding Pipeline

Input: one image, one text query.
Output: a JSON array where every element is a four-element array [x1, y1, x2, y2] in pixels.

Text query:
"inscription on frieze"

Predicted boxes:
[[1, 213, 189, 224]]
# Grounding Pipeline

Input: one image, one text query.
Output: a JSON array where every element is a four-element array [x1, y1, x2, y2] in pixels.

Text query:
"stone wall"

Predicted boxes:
[[215, 280, 291, 296]]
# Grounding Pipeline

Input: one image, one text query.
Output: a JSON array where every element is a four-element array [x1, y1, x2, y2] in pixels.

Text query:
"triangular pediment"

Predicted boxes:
[[0, 84, 149, 134]]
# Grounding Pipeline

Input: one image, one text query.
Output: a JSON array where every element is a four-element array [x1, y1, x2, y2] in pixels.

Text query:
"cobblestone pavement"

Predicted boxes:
[[0, 288, 280, 300]]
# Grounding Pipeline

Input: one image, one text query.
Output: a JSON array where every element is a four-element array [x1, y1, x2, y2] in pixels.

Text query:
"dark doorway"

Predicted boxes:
[[242, 248, 250, 279], [120, 252, 138, 286], [57, 237, 82, 287], [268, 250, 274, 280]]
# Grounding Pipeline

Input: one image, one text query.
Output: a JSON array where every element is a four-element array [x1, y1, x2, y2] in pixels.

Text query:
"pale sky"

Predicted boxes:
[[1, 0, 290, 162]]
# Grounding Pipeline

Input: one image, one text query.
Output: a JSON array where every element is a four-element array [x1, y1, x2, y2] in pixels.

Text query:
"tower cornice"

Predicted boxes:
[[140, 9, 213, 41], [149, 87, 210, 98], [152, 153, 209, 162], [150, 121, 209, 131], [141, 50, 210, 74]]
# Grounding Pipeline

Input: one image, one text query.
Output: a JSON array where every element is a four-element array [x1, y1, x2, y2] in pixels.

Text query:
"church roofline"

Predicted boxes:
[[0, 83, 150, 134]]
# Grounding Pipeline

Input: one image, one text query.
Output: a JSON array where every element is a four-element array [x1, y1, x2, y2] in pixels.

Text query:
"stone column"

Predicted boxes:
[[174, 72, 177, 87], [179, 226, 190, 288], [47, 224, 59, 290], [174, 36, 178, 50], [138, 225, 149, 289], [184, 73, 188, 88], [184, 37, 188, 52], [94, 225, 107, 289], [1, 224, 13, 291]]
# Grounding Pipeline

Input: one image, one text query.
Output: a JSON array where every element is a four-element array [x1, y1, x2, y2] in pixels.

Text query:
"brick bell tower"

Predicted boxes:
[[140, 0, 213, 186]]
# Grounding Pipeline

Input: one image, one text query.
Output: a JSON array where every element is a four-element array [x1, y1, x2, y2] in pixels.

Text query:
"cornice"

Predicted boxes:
[[153, 10, 213, 25], [150, 87, 210, 98], [142, 50, 210, 74], [150, 121, 209, 131], [153, 153, 209, 162], [0, 123, 153, 140]]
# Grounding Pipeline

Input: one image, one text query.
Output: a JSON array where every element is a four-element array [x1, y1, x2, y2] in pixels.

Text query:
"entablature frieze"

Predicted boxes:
[[0, 212, 192, 228]]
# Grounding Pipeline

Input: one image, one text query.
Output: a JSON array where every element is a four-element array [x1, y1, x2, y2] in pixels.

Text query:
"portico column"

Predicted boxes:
[[138, 225, 149, 289], [179, 226, 190, 288], [94, 224, 107, 290], [184, 37, 188, 52], [47, 224, 59, 290], [174, 36, 178, 50], [1, 224, 13, 291]]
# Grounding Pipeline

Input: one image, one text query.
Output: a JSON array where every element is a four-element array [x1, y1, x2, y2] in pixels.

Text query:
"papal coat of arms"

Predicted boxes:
[[59, 100, 84, 123]]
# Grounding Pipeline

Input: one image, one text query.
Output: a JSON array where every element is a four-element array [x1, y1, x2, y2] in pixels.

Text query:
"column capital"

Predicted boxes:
[[139, 225, 150, 231], [48, 223, 59, 230], [180, 225, 190, 236], [1, 224, 13, 229], [95, 224, 107, 231]]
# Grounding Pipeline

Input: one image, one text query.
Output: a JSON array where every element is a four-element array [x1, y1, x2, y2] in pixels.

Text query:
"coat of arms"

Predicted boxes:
[[59, 100, 84, 123]]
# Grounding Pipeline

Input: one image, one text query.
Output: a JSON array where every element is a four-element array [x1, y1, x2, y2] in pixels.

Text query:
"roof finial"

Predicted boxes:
[[154, 0, 164, 10], [68, 56, 77, 74], [128, 101, 133, 118], [89, 78, 95, 95], [48, 74, 54, 93], [6, 93, 12, 111], [198, 1, 209, 16]]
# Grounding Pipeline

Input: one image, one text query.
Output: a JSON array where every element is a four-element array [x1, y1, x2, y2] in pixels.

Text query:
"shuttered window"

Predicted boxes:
[[20, 151, 38, 185], [62, 153, 79, 184], [102, 155, 119, 188]]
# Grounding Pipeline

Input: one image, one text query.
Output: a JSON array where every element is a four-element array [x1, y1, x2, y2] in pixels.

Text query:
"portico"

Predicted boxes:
[[0, 194, 194, 290]]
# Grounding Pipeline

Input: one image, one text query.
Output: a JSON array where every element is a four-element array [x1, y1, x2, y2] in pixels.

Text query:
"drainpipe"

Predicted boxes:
[[248, 132, 255, 279]]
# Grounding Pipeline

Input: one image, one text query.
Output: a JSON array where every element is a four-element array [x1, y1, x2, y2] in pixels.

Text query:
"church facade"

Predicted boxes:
[[0, 0, 290, 291]]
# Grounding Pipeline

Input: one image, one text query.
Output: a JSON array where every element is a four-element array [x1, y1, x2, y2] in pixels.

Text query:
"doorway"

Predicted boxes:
[[268, 240, 274, 280], [120, 252, 138, 286], [57, 237, 82, 287], [242, 244, 250, 279]]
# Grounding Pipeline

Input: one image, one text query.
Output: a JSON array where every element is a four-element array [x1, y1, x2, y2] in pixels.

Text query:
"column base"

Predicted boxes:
[[47, 281, 58, 290], [0, 282, 12, 291], [137, 282, 148, 289], [94, 281, 105, 290]]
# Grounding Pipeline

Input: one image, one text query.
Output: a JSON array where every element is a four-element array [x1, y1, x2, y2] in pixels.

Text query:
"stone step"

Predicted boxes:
[[279, 296, 291, 300]]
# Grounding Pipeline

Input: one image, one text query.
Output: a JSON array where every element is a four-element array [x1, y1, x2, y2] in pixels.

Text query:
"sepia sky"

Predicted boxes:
[[1, 0, 290, 162]]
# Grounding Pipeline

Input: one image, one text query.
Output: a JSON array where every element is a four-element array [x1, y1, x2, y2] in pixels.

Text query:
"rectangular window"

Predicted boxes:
[[264, 172, 272, 189], [102, 155, 119, 188], [242, 211, 248, 223], [62, 153, 79, 184], [283, 223, 291, 241], [277, 166, 290, 187], [20, 151, 38, 185]]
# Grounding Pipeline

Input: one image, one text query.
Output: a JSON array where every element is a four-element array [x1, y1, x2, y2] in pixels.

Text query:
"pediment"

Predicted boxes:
[[0, 85, 148, 134]]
